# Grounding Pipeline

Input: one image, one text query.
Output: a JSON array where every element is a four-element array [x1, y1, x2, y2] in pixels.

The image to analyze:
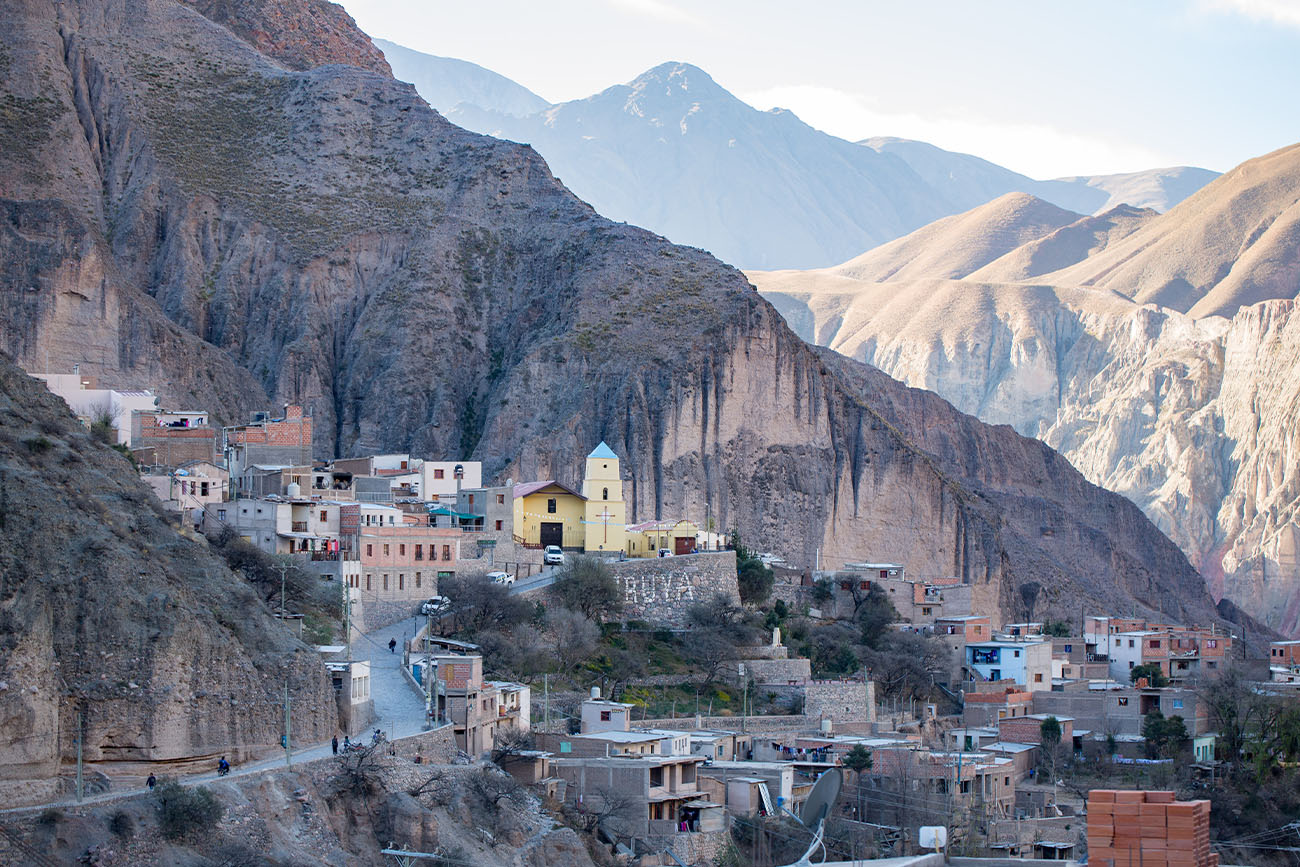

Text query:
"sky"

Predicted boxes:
[[339, 0, 1300, 178]]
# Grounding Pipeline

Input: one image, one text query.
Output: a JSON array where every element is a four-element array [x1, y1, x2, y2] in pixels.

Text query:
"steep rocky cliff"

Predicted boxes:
[[0, 0, 1244, 648], [0, 356, 336, 803], [754, 146, 1300, 636]]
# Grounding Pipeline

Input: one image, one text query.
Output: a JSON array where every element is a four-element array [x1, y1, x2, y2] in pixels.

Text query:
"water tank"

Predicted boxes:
[[820, 717, 833, 733], [286, 482, 301, 498], [590, 686, 601, 700]]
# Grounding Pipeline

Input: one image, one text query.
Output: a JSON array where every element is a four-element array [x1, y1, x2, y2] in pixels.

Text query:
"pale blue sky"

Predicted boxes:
[[340, 0, 1299, 178]]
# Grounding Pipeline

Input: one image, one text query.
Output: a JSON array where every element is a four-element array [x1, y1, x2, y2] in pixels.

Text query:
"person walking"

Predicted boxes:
[[146, 774, 156, 791], [331, 735, 339, 755], [388, 637, 397, 653]]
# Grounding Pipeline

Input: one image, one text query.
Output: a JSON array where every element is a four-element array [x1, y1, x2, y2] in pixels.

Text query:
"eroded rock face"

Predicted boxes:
[[0, 0, 1238, 642], [0, 358, 336, 798]]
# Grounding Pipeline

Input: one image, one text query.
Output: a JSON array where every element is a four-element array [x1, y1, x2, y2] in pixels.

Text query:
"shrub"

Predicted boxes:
[[23, 436, 53, 453], [153, 779, 224, 840]]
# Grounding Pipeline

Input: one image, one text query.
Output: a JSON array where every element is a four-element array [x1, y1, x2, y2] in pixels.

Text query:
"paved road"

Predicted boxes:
[[0, 617, 443, 815], [353, 616, 435, 741], [509, 564, 560, 595]]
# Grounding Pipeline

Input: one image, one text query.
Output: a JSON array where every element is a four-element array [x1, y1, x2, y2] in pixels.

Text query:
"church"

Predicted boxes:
[[510, 442, 627, 553]]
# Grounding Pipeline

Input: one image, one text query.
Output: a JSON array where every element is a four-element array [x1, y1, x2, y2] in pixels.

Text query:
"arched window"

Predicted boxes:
[[602, 487, 609, 500]]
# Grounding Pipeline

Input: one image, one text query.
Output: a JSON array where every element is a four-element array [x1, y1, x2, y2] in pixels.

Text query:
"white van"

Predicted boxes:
[[487, 571, 514, 586]]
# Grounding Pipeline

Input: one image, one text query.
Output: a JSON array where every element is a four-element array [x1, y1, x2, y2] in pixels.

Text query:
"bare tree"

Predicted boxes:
[[491, 724, 536, 764]]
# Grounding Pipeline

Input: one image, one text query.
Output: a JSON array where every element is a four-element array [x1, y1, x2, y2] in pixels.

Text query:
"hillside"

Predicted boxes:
[[0, 356, 336, 804], [825, 192, 1081, 283], [0, 0, 1251, 659], [754, 143, 1300, 636]]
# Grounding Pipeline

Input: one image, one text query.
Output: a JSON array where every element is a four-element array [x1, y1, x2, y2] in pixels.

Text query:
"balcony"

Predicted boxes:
[[291, 521, 308, 532], [308, 550, 358, 562]]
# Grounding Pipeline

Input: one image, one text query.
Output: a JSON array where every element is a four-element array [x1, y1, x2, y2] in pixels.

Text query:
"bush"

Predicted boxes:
[[153, 779, 224, 840], [732, 533, 774, 604]]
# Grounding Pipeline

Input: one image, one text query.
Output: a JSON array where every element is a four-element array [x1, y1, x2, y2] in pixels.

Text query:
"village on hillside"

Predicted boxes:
[[31, 372, 1300, 866]]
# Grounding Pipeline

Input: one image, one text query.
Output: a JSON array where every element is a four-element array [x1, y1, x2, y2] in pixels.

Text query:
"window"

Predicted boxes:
[[496, 493, 505, 504], [442, 545, 451, 560], [201, 482, 210, 496], [383, 575, 389, 590], [217, 509, 226, 521], [922, 607, 932, 615], [495, 520, 503, 531], [547, 498, 557, 514], [1013, 650, 1020, 658], [860, 581, 870, 590], [602, 487, 608, 500], [1129, 661, 1135, 669], [1117, 697, 1128, 706], [1005, 777, 1011, 786], [600, 711, 611, 721], [399, 544, 406, 557], [415, 544, 423, 560], [1173, 699, 1183, 709], [1129, 639, 1135, 648], [366, 544, 373, 557], [398, 574, 404, 590], [1034, 673, 1043, 683], [467, 494, 474, 505], [383, 544, 390, 556], [434, 469, 444, 479], [320, 510, 327, 522], [1149, 639, 1161, 649], [366, 575, 372, 591], [415, 573, 421, 588], [974, 626, 983, 635], [1064, 644, 1072, 653]]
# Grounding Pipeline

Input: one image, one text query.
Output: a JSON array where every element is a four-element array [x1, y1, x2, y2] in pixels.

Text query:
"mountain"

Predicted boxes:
[[862, 137, 1220, 215], [374, 52, 1220, 270], [0, 356, 336, 804], [969, 203, 1158, 282], [374, 38, 550, 118], [0, 0, 1249, 673], [448, 62, 954, 270], [753, 143, 1300, 637]]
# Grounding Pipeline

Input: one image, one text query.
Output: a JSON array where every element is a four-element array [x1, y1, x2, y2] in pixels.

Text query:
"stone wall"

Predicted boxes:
[[641, 828, 731, 866], [389, 724, 459, 764], [734, 658, 811, 684], [637, 714, 809, 733], [612, 551, 739, 628], [802, 679, 876, 725]]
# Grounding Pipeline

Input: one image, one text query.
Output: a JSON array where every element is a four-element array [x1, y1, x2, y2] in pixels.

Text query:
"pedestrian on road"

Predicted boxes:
[[146, 774, 156, 791], [331, 735, 339, 755], [388, 638, 397, 653], [343, 735, 351, 751]]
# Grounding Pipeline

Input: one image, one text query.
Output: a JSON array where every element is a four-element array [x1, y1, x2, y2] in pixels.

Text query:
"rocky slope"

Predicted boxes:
[[0, 356, 336, 804], [0, 0, 1249, 658], [753, 144, 1300, 636]]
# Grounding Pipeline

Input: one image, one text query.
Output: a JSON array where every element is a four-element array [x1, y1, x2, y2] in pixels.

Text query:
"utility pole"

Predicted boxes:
[[423, 609, 432, 729], [283, 679, 291, 767], [543, 674, 549, 731], [75, 711, 84, 802]]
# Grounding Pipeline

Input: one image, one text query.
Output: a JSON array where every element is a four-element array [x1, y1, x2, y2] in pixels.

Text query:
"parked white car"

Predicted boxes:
[[543, 545, 565, 566], [487, 571, 514, 586], [419, 596, 451, 616]]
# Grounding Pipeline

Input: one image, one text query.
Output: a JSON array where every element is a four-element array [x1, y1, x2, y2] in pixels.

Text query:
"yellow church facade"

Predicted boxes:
[[511, 442, 628, 553]]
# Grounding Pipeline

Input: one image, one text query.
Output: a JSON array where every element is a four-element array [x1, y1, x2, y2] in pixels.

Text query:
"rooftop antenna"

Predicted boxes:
[[777, 767, 842, 866]]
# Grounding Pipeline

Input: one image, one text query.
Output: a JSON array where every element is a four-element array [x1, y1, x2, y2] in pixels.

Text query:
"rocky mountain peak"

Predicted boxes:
[[180, 0, 391, 75]]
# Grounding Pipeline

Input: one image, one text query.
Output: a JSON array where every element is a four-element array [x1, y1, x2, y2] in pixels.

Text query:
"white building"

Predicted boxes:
[[1106, 631, 1163, 681], [34, 372, 157, 445], [581, 697, 635, 733]]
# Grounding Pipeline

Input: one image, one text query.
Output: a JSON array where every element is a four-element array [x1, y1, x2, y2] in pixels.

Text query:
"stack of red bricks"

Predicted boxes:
[[1087, 790, 1216, 867]]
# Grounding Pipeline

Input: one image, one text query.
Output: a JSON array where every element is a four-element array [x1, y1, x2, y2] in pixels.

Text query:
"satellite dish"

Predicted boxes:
[[800, 768, 842, 829], [776, 768, 843, 866]]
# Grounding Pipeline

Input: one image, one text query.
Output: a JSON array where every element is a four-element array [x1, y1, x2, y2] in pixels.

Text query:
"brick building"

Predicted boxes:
[[131, 409, 217, 466], [225, 405, 314, 489]]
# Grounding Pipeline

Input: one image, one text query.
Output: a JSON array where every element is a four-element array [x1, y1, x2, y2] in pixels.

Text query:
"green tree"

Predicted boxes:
[[552, 555, 623, 622], [153, 779, 224, 840], [1040, 620, 1072, 638], [855, 585, 898, 648], [1130, 663, 1169, 688], [843, 744, 874, 821], [731, 533, 774, 604], [1142, 709, 1189, 759], [1040, 715, 1062, 747]]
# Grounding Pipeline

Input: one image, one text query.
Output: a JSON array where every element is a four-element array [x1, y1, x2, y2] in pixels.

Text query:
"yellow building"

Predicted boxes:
[[581, 442, 627, 553], [512, 480, 587, 549], [626, 519, 700, 557]]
